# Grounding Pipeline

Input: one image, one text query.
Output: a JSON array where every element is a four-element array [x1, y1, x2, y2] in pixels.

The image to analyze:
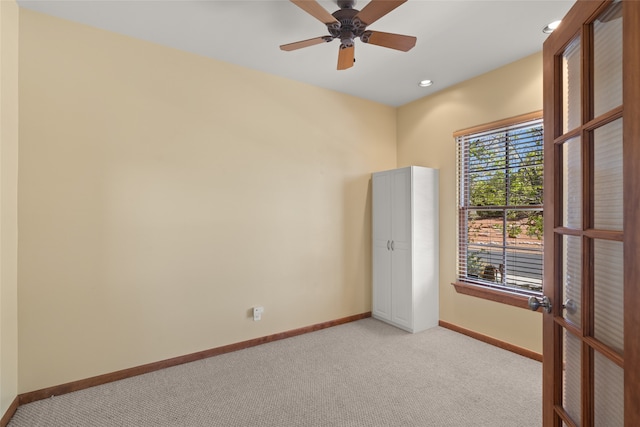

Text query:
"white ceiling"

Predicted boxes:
[[16, 0, 575, 107]]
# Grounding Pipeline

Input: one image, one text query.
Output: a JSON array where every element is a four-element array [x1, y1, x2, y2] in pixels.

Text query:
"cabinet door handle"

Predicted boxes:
[[387, 240, 391, 250], [390, 240, 395, 251]]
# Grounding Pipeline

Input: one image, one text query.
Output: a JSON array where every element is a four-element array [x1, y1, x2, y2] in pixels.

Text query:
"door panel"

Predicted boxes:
[[562, 137, 582, 229], [372, 173, 392, 320], [593, 4, 622, 118], [391, 169, 411, 249], [592, 239, 623, 354], [563, 329, 582, 426], [562, 36, 581, 134], [372, 244, 391, 320], [594, 350, 624, 426], [543, 1, 639, 425], [390, 169, 412, 329], [372, 173, 391, 243], [562, 235, 582, 327], [390, 247, 411, 329], [593, 119, 623, 230]]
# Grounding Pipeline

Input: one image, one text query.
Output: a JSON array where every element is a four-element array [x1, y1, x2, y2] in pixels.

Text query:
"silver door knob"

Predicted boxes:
[[528, 296, 552, 313], [563, 299, 577, 315]]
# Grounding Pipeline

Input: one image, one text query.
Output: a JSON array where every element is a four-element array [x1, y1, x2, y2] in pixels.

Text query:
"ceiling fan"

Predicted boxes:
[[280, 0, 417, 70]]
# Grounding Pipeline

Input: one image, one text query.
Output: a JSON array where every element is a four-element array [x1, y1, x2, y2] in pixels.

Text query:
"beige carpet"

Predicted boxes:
[[9, 318, 541, 426]]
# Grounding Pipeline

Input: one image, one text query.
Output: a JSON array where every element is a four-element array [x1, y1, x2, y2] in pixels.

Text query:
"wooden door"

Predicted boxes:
[[541, 1, 640, 425]]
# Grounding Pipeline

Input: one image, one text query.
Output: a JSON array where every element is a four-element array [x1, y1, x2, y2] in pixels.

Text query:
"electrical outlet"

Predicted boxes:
[[253, 306, 264, 321]]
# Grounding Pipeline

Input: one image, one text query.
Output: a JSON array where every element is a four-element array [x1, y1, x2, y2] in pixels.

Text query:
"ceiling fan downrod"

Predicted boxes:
[[337, 0, 356, 9]]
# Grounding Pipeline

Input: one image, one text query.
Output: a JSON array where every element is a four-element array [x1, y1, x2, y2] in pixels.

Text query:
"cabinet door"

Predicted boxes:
[[391, 246, 412, 329], [373, 245, 391, 320], [390, 169, 412, 328], [391, 169, 411, 250], [372, 172, 392, 320]]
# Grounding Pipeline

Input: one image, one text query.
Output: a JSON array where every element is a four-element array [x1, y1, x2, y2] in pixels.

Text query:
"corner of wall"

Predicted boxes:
[[0, 0, 20, 420], [395, 52, 545, 354]]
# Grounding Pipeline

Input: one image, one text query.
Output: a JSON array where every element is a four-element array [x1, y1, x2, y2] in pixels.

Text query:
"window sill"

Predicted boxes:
[[451, 281, 542, 311]]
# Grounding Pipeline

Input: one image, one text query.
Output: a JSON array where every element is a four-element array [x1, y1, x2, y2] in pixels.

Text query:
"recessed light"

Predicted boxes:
[[543, 20, 561, 34], [418, 80, 433, 87]]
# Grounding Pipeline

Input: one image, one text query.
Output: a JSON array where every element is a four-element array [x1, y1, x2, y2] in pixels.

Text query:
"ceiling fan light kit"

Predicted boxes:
[[280, 0, 417, 70]]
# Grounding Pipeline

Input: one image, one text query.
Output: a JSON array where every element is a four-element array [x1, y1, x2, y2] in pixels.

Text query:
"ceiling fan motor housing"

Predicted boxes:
[[330, 7, 366, 48]]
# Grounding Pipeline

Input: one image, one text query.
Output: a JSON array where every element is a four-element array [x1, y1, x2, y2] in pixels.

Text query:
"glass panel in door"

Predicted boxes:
[[562, 235, 581, 326], [562, 137, 582, 229], [563, 37, 581, 133], [593, 239, 624, 353], [593, 1, 623, 117], [593, 119, 623, 231], [594, 351, 624, 426], [563, 330, 582, 426]]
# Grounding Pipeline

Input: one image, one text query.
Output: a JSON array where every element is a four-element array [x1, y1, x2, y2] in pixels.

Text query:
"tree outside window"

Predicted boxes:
[[457, 115, 543, 295]]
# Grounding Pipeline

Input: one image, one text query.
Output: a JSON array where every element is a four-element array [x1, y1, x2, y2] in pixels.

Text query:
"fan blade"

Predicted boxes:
[[290, 0, 339, 25], [362, 31, 416, 52], [280, 36, 332, 51], [354, 0, 407, 26], [337, 45, 355, 70]]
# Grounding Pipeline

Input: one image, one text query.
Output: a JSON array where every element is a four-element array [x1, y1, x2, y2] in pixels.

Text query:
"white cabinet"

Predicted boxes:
[[372, 166, 439, 333]]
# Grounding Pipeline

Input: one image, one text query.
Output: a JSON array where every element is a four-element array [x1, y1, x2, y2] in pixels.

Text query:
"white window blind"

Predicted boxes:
[[456, 116, 543, 295]]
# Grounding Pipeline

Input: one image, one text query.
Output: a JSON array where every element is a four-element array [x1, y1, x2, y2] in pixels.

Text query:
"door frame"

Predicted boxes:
[[622, 1, 640, 421]]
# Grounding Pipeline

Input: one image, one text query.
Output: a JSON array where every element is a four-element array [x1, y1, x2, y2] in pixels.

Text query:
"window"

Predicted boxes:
[[455, 112, 543, 296]]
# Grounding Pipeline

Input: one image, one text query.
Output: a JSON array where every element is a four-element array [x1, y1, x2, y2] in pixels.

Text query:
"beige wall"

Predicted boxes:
[[17, 10, 396, 393], [397, 53, 544, 354], [15, 8, 546, 396], [0, 0, 20, 416]]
